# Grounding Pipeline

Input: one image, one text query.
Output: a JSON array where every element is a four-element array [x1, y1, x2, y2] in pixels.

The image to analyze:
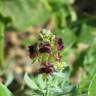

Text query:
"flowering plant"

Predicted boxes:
[[28, 29, 64, 75], [24, 29, 68, 96]]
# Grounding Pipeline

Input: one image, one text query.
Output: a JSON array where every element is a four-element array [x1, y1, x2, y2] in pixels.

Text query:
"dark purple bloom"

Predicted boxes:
[[39, 43, 51, 53], [28, 44, 38, 58], [56, 37, 64, 51], [39, 63, 54, 74]]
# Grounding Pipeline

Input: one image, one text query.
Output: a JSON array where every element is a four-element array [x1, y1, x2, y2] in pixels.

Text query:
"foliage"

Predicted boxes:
[[88, 74, 96, 96], [24, 73, 73, 96], [2, 0, 50, 30], [0, 83, 13, 96], [0, 0, 96, 96]]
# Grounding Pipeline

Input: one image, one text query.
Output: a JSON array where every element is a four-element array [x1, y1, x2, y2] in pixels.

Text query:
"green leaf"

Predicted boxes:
[[48, 0, 71, 5], [0, 83, 13, 96], [54, 28, 76, 47], [0, 21, 4, 67], [88, 74, 96, 96], [69, 7, 77, 22], [2, 0, 49, 30], [50, 87, 63, 94], [36, 75, 46, 90], [24, 73, 39, 90], [22, 39, 37, 46], [5, 73, 14, 87]]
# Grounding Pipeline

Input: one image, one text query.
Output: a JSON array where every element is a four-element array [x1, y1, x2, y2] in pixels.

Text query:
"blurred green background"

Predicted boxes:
[[0, 0, 96, 96]]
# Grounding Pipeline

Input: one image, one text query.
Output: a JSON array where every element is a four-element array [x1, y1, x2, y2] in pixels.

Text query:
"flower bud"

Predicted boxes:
[[39, 63, 54, 74], [56, 37, 64, 51], [39, 43, 51, 53], [28, 44, 38, 58]]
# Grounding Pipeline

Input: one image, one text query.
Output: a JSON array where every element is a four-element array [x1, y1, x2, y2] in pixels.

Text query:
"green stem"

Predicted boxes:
[[45, 75, 49, 96], [41, 0, 52, 12], [46, 78, 48, 96], [44, 75, 49, 96], [0, 21, 4, 68]]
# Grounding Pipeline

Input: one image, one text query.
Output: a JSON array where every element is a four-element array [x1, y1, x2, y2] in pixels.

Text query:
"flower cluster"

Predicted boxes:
[[39, 62, 54, 74], [28, 29, 64, 75]]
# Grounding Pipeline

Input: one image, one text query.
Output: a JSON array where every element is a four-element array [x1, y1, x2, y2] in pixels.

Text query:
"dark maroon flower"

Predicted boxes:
[[39, 43, 51, 53], [39, 63, 54, 74], [55, 53, 62, 62], [56, 37, 64, 51], [28, 44, 38, 58]]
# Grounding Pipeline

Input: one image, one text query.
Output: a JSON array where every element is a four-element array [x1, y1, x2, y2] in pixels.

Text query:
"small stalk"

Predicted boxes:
[[46, 78, 48, 96], [44, 75, 49, 96], [0, 21, 4, 68]]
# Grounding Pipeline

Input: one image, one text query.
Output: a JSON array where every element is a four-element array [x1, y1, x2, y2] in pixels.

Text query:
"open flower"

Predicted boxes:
[[39, 63, 54, 74], [56, 37, 64, 51], [39, 43, 51, 53], [28, 44, 38, 58]]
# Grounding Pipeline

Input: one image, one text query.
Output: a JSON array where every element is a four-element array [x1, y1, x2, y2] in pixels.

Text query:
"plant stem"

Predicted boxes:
[[0, 21, 4, 68], [46, 78, 48, 96], [44, 75, 49, 96]]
